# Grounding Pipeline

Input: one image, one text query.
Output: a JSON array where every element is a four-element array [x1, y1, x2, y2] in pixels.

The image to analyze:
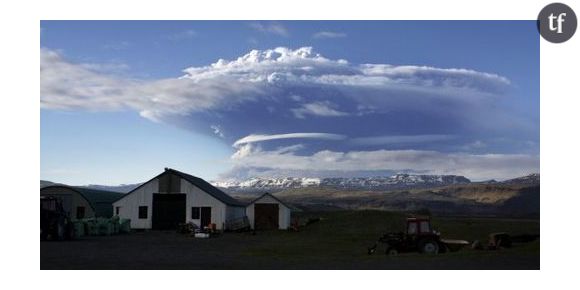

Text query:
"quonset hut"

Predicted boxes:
[[40, 185, 123, 219]]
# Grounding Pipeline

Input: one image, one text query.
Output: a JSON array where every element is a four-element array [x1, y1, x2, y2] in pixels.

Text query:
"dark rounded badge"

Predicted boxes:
[[538, 3, 577, 43]]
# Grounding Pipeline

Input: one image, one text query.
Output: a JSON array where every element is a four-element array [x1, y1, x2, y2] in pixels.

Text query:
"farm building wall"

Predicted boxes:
[[112, 179, 159, 229], [40, 187, 96, 219], [227, 205, 247, 221], [246, 194, 291, 230], [181, 178, 229, 230], [113, 171, 242, 230]]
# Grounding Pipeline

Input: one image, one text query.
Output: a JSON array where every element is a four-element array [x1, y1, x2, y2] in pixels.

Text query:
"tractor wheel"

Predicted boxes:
[[385, 247, 399, 256], [419, 240, 439, 254]]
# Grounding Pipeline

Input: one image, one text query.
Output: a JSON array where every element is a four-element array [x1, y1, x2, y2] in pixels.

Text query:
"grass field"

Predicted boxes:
[[40, 211, 539, 270]]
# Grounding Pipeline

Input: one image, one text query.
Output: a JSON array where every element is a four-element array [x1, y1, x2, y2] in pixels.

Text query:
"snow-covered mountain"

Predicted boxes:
[[213, 177, 322, 190], [500, 173, 540, 185], [41, 173, 539, 194], [83, 183, 142, 193], [212, 174, 471, 192]]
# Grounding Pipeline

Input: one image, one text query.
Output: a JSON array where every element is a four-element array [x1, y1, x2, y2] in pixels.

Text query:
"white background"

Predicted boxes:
[[0, 0, 578, 289]]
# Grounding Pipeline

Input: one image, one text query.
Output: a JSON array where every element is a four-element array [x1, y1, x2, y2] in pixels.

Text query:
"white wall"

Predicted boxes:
[[113, 174, 245, 230], [112, 179, 158, 229], [181, 179, 228, 230], [246, 194, 291, 230]]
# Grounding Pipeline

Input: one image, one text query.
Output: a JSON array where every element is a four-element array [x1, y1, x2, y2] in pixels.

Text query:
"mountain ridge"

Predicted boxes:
[[40, 174, 539, 217], [41, 173, 539, 194], [213, 173, 539, 193]]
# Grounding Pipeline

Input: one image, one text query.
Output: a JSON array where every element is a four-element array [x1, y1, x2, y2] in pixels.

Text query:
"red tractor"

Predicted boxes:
[[368, 216, 468, 255]]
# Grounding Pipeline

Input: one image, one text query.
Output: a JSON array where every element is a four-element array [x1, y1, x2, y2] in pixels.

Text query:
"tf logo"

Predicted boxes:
[[549, 12, 567, 33], [538, 3, 577, 43]]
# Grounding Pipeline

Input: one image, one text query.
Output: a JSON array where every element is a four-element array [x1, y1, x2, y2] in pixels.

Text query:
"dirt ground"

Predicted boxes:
[[40, 211, 540, 270]]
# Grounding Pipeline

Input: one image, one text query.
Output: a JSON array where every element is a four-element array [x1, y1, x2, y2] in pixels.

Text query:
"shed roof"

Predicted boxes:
[[248, 192, 293, 210], [41, 185, 123, 217]]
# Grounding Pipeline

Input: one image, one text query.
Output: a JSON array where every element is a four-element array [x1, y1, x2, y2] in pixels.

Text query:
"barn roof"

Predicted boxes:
[[248, 192, 294, 210], [113, 168, 245, 207], [41, 185, 123, 217], [167, 168, 245, 207]]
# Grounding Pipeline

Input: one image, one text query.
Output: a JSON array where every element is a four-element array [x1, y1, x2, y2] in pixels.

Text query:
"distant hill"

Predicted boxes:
[[82, 183, 141, 193], [40, 180, 140, 193], [40, 180, 62, 187], [40, 173, 539, 217], [500, 173, 540, 185], [242, 182, 539, 217], [500, 185, 540, 216]]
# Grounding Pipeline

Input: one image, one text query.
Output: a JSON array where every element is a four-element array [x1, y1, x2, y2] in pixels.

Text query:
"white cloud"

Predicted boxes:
[[290, 95, 302, 101], [291, 101, 349, 118], [41, 46, 511, 124], [229, 145, 539, 181], [40, 47, 535, 181], [210, 125, 224, 138], [79, 62, 130, 74], [40, 47, 261, 120], [461, 140, 487, 151], [313, 31, 347, 39], [233, 132, 346, 147], [248, 22, 289, 37], [351, 134, 455, 145], [40, 48, 136, 111]]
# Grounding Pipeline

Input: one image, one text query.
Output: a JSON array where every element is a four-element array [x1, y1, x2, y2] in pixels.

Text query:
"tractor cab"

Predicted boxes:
[[369, 215, 469, 256], [367, 215, 443, 255], [406, 216, 438, 236]]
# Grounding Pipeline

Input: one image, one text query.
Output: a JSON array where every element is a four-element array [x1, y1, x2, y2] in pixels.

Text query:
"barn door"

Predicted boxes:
[[200, 207, 212, 228], [152, 194, 186, 230], [254, 203, 279, 230]]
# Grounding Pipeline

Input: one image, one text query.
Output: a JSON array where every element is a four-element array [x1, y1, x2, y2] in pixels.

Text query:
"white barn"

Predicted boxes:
[[113, 168, 246, 230], [246, 193, 292, 230]]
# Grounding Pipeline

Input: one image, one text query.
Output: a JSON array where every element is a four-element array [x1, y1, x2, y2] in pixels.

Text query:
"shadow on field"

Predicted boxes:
[[41, 211, 539, 270]]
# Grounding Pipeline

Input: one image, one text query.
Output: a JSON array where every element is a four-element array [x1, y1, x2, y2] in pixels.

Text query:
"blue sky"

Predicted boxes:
[[40, 21, 539, 185]]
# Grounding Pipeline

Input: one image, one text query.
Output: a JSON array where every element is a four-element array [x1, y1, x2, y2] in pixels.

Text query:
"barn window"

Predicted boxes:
[[191, 207, 200, 219], [76, 206, 85, 219], [138, 206, 148, 219], [115, 207, 120, 215]]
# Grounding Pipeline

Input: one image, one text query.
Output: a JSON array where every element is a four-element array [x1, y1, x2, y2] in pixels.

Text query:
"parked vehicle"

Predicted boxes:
[[40, 196, 73, 241], [368, 216, 469, 255]]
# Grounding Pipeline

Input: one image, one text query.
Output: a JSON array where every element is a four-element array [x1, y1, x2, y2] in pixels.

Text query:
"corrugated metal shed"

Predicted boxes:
[[41, 185, 123, 217]]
